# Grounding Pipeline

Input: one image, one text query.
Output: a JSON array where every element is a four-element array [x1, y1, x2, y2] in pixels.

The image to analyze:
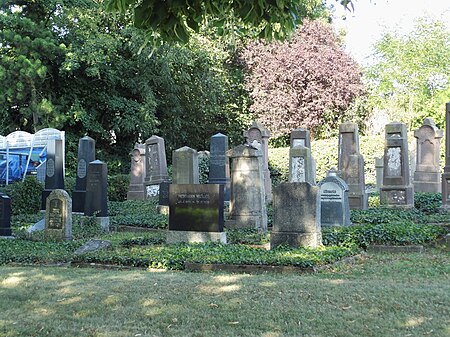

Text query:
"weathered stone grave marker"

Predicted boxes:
[[45, 189, 72, 240], [208, 133, 230, 200], [290, 128, 316, 183], [172, 146, 199, 184], [318, 169, 351, 227], [375, 157, 384, 191], [144, 135, 169, 198], [73, 136, 95, 212], [127, 143, 146, 200], [167, 184, 226, 243], [41, 139, 65, 210], [84, 160, 109, 231], [0, 194, 12, 237]]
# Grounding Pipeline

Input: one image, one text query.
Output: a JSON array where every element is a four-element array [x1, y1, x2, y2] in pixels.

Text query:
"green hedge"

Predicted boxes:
[[0, 176, 43, 215]]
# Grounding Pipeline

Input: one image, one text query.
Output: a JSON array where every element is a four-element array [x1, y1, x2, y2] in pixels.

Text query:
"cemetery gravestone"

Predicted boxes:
[[442, 103, 450, 208], [318, 169, 351, 227], [244, 121, 272, 201], [209, 133, 231, 201], [41, 139, 65, 210], [270, 182, 322, 249], [338, 122, 368, 209], [380, 122, 414, 208], [72, 136, 95, 212], [290, 128, 316, 183], [226, 144, 267, 231], [375, 157, 384, 191], [127, 143, 146, 200], [172, 146, 199, 184], [167, 184, 226, 243], [84, 160, 109, 231], [413, 118, 443, 193], [289, 144, 315, 184], [44, 189, 72, 240], [144, 136, 169, 198], [0, 194, 12, 236]]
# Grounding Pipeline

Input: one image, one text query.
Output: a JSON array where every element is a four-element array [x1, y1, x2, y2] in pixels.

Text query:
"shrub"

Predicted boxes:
[[0, 176, 43, 215], [108, 174, 129, 202], [414, 192, 442, 215]]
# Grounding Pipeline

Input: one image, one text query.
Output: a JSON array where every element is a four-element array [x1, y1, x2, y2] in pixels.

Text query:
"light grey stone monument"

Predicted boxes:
[[338, 122, 368, 209], [45, 189, 72, 240], [127, 143, 146, 200], [172, 146, 199, 184], [144, 135, 169, 198], [290, 128, 316, 183], [289, 144, 315, 184], [226, 144, 267, 231], [270, 182, 322, 249], [442, 103, 450, 208], [244, 121, 272, 201], [380, 122, 414, 208], [208, 133, 230, 201], [413, 118, 443, 193], [318, 168, 351, 227], [375, 157, 384, 191], [72, 136, 96, 213]]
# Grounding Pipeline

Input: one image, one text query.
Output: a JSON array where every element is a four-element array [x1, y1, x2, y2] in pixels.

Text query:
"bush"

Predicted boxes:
[[108, 174, 129, 202], [108, 200, 168, 229], [414, 192, 442, 215], [0, 176, 43, 215]]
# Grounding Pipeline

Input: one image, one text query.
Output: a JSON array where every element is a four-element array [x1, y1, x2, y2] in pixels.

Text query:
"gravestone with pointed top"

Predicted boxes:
[[73, 136, 96, 212], [127, 143, 146, 200], [172, 146, 199, 184], [144, 135, 169, 198], [208, 133, 230, 200], [41, 139, 65, 210]]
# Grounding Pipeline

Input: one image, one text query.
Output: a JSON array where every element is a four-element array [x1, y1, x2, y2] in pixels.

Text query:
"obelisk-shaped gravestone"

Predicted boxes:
[[84, 160, 109, 231], [0, 194, 12, 236], [41, 139, 65, 210], [244, 121, 272, 201], [338, 122, 368, 209], [442, 103, 450, 208], [413, 118, 443, 193], [172, 146, 199, 184], [127, 143, 146, 200], [380, 122, 414, 208], [208, 133, 230, 201], [72, 136, 95, 212], [144, 136, 169, 198]]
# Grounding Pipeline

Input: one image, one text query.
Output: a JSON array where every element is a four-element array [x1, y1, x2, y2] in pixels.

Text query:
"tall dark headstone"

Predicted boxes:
[[442, 103, 450, 208], [244, 121, 272, 201], [45, 189, 72, 240], [84, 160, 108, 230], [41, 139, 65, 210], [380, 122, 414, 208], [72, 136, 96, 212], [127, 143, 146, 200], [144, 136, 169, 198], [413, 118, 443, 193], [338, 122, 368, 210], [0, 194, 12, 236], [208, 133, 230, 201]]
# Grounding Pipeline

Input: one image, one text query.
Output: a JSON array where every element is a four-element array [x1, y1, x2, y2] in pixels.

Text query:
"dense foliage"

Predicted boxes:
[[241, 19, 365, 141]]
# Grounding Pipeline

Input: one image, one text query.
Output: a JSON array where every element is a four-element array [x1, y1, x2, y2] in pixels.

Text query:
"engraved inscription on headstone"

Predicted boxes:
[[46, 159, 55, 177], [387, 147, 401, 176], [291, 157, 305, 182], [48, 199, 63, 229], [292, 139, 305, 147], [77, 159, 87, 178], [44, 189, 72, 240]]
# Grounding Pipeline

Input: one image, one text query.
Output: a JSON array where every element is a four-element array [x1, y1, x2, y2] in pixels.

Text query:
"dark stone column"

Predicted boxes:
[[72, 136, 96, 212]]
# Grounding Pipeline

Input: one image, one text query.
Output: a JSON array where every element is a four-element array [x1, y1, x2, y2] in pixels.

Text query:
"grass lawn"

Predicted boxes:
[[0, 249, 448, 337]]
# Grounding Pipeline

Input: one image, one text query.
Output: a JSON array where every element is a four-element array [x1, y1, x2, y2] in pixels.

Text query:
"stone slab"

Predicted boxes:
[[184, 262, 316, 274], [270, 232, 322, 249], [166, 230, 227, 244], [74, 239, 112, 255]]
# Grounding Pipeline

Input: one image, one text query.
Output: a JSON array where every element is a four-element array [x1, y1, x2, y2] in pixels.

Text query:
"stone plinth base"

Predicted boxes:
[[270, 231, 322, 249], [156, 205, 169, 215], [442, 172, 450, 207], [348, 192, 368, 210], [414, 181, 441, 193], [166, 230, 226, 244], [380, 185, 414, 209], [127, 188, 145, 201]]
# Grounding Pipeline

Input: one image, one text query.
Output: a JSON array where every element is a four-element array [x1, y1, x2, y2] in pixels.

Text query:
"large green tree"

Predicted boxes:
[[365, 18, 450, 129]]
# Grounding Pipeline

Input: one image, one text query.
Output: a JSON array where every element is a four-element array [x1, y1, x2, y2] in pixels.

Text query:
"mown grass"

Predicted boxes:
[[0, 249, 448, 337]]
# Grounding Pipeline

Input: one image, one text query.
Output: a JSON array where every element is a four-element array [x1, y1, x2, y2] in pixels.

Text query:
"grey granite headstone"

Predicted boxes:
[[226, 144, 267, 231], [338, 122, 368, 210], [208, 133, 230, 200], [84, 160, 108, 231], [172, 146, 199, 184], [144, 135, 169, 198], [443, 103, 450, 208], [413, 118, 443, 193], [380, 122, 414, 208], [41, 139, 65, 210], [375, 157, 384, 191], [45, 189, 72, 240], [0, 194, 12, 236], [167, 184, 226, 244], [72, 136, 96, 212], [127, 143, 146, 200], [289, 145, 315, 184], [270, 182, 322, 249], [318, 169, 351, 227], [244, 121, 272, 202]]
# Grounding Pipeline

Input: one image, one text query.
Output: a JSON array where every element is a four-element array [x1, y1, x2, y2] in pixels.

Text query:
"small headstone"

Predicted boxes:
[[45, 189, 72, 240], [208, 133, 231, 200], [127, 144, 146, 200], [443, 103, 450, 208], [380, 122, 414, 208], [144, 135, 169, 198], [338, 122, 368, 210], [84, 160, 109, 231], [244, 121, 272, 201], [167, 184, 226, 243], [0, 194, 12, 236], [41, 139, 65, 210], [72, 136, 96, 212], [270, 182, 322, 249], [74, 239, 112, 255], [226, 144, 267, 231], [375, 157, 384, 191], [289, 144, 315, 184], [413, 118, 443, 193], [172, 146, 199, 184], [318, 169, 351, 227]]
